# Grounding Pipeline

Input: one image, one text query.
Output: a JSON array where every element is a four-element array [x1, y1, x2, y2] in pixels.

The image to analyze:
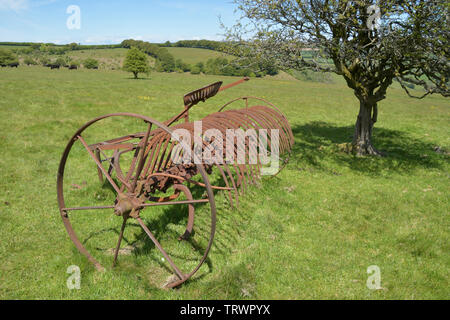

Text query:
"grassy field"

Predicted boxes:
[[166, 47, 232, 65], [66, 48, 142, 70], [2, 46, 233, 71], [0, 45, 30, 50], [0, 66, 448, 299]]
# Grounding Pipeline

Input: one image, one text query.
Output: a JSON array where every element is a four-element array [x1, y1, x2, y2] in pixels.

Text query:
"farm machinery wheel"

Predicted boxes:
[[57, 113, 216, 288]]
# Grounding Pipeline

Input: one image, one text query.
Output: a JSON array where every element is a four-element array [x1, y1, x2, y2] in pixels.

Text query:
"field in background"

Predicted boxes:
[[0, 45, 30, 50], [1, 45, 234, 72], [0, 66, 448, 299], [166, 47, 232, 65], [65, 48, 157, 70]]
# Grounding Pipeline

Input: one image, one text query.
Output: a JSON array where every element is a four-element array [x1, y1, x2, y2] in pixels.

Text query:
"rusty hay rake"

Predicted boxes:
[[57, 77, 294, 288]]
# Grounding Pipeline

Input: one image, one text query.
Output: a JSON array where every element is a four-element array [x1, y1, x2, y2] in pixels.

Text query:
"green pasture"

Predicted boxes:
[[0, 66, 448, 299], [166, 47, 231, 65]]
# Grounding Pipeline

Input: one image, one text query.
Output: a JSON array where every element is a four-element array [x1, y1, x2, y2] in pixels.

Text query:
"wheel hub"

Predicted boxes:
[[114, 194, 137, 217]]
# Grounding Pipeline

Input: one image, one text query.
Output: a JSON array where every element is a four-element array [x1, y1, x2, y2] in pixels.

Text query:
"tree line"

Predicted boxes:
[[1, 39, 279, 77]]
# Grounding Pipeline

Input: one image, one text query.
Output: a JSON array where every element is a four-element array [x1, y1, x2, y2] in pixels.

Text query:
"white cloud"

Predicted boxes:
[[0, 0, 29, 11], [0, 0, 58, 11]]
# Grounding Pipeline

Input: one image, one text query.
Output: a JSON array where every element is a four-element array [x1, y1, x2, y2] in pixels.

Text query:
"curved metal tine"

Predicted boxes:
[[156, 138, 171, 172], [202, 116, 248, 193], [215, 113, 252, 189], [77, 135, 121, 194], [251, 108, 289, 154], [131, 121, 153, 191], [141, 134, 161, 178], [160, 142, 176, 171], [217, 165, 233, 207], [113, 216, 128, 267], [224, 163, 239, 207], [120, 147, 140, 193], [136, 217, 185, 280], [148, 134, 167, 176], [98, 148, 132, 190]]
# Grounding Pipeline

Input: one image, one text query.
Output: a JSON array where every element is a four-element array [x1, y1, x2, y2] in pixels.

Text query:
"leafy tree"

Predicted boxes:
[[39, 44, 49, 53], [195, 62, 205, 72], [173, 40, 225, 51], [121, 39, 176, 72], [190, 65, 202, 74], [54, 57, 66, 67], [84, 58, 99, 69], [30, 43, 41, 50], [0, 49, 18, 66], [157, 50, 176, 72], [23, 57, 37, 66], [123, 47, 150, 79], [175, 59, 191, 72], [226, 0, 449, 155], [39, 56, 50, 66], [20, 47, 34, 55], [68, 60, 80, 69], [68, 43, 78, 50]]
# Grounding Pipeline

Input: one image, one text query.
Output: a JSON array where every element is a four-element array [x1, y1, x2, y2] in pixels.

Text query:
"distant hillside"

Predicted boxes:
[[0, 40, 280, 77], [165, 47, 232, 65]]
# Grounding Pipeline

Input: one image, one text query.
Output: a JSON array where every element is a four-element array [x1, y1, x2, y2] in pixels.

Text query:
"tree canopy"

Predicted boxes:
[[0, 49, 18, 66], [123, 47, 150, 79], [226, 0, 449, 155]]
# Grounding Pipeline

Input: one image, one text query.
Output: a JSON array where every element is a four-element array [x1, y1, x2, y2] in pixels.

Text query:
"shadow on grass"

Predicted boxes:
[[290, 121, 446, 175], [102, 177, 244, 287], [124, 77, 151, 80]]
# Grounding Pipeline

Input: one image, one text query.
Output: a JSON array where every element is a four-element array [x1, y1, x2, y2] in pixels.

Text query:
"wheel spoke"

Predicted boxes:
[[113, 216, 128, 267], [140, 199, 209, 208], [62, 205, 115, 212], [77, 135, 121, 194], [136, 217, 184, 280]]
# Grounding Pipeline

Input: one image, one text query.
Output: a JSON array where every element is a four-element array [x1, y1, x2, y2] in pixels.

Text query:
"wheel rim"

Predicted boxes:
[[57, 113, 216, 287]]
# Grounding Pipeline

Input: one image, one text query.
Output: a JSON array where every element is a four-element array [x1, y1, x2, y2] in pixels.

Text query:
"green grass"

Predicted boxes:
[[66, 48, 129, 59], [66, 48, 138, 70], [0, 66, 448, 299], [166, 47, 232, 65], [65, 47, 227, 69], [0, 45, 30, 50]]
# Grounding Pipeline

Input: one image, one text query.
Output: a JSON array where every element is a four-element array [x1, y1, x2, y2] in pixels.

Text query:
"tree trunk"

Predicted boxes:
[[133, 72, 138, 79], [352, 99, 382, 156]]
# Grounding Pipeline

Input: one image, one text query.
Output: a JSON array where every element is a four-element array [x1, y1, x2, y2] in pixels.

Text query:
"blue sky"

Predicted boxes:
[[0, 0, 239, 44]]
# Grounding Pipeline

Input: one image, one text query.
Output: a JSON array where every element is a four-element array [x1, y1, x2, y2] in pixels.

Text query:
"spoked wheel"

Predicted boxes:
[[57, 113, 216, 288]]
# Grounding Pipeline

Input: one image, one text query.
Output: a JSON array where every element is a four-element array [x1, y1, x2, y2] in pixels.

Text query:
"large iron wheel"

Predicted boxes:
[[57, 113, 216, 288]]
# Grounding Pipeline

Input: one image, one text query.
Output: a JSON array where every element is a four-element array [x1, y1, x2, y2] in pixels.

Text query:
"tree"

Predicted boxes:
[[123, 47, 150, 79], [175, 59, 191, 72], [23, 57, 37, 66], [54, 57, 66, 67], [226, 0, 449, 155], [68, 42, 79, 51], [84, 58, 99, 69], [0, 49, 18, 66], [191, 65, 202, 74]]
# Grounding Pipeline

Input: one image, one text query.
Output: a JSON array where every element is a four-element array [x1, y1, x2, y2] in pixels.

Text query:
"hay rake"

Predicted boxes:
[[57, 77, 294, 288]]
